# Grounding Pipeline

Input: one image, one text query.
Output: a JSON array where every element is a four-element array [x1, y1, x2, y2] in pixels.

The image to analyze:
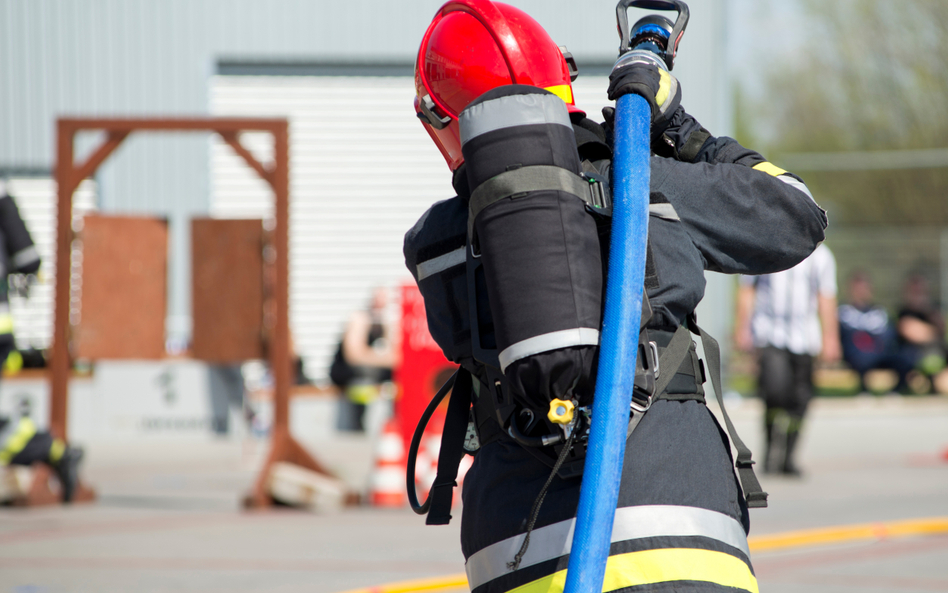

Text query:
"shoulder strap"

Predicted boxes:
[[425, 368, 474, 525], [689, 318, 769, 508]]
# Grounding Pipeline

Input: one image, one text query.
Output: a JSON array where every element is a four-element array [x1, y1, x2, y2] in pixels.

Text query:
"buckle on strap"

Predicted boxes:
[[581, 173, 607, 209], [631, 341, 659, 413]]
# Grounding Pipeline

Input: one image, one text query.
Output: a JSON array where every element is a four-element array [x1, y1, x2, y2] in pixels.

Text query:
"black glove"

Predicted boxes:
[[603, 103, 713, 163], [607, 60, 681, 141]]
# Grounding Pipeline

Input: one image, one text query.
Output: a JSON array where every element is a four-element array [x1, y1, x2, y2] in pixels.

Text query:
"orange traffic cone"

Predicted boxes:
[[369, 419, 407, 507]]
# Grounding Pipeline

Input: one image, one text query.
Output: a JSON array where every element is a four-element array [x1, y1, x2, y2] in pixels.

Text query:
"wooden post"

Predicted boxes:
[[29, 117, 344, 507]]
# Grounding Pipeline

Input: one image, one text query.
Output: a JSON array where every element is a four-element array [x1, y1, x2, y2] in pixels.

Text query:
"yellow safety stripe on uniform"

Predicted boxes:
[[466, 504, 750, 589], [49, 439, 66, 463], [544, 85, 573, 106], [346, 383, 381, 405], [4, 349, 23, 373], [0, 417, 37, 464], [0, 313, 14, 334], [656, 69, 672, 109], [509, 548, 759, 593], [752, 161, 788, 177]]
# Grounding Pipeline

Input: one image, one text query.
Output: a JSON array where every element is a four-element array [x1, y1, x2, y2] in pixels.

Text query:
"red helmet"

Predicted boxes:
[[414, 0, 582, 171]]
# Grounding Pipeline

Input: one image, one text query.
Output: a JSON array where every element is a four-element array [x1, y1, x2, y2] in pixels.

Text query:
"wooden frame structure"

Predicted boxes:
[[26, 117, 332, 506]]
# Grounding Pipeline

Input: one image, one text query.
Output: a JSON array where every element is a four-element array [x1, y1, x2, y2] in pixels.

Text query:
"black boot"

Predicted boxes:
[[53, 447, 84, 503], [763, 410, 777, 474], [782, 429, 802, 477]]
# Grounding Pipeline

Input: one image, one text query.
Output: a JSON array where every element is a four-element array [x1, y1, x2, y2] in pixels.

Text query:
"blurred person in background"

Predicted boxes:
[[0, 398, 83, 502], [838, 269, 913, 393], [330, 287, 398, 432], [735, 243, 841, 476], [0, 185, 83, 502], [896, 272, 947, 393]]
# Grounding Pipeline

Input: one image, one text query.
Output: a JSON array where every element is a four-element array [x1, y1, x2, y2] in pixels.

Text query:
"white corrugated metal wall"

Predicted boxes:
[[209, 75, 620, 381]]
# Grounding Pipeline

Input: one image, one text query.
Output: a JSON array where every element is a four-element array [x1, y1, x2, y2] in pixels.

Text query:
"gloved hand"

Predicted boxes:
[[607, 60, 681, 141], [603, 103, 712, 162]]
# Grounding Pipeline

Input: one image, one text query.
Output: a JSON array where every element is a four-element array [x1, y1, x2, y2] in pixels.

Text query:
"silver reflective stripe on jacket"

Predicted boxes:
[[416, 246, 466, 282], [777, 174, 817, 203], [648, 202, 680, 221], [459, 93, 572, 147], [465, 504, 751, 589], [497, 327, 600, 373], [11, 245, 40, 270]]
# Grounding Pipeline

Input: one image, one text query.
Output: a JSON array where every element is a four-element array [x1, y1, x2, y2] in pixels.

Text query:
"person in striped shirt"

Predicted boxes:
[[735, 244, 841, 476]]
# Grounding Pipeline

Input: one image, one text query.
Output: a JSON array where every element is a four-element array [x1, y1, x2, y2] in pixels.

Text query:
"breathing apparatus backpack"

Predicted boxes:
[[404, 85, 766, 524], [405, 85, 626, 523]]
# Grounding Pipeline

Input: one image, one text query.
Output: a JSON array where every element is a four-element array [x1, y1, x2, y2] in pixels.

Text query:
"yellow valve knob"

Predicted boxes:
[[548, 398, 575, 425]]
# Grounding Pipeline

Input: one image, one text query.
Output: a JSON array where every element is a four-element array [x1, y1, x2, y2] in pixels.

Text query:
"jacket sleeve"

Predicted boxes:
[[650, 147, 828, 275]]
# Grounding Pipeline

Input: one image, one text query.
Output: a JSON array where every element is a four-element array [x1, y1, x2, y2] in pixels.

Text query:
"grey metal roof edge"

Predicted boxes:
[[216, 58, 616, 78], [0, 166, 53, 179], [216, 59, 415, 77]]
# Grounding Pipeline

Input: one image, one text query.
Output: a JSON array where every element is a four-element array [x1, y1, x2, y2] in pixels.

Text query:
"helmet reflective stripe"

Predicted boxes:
[[543, 84, 573, 104]]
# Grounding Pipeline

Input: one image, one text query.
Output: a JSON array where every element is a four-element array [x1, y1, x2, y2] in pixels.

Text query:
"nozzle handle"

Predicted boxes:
[[616, 0, 690, 69]]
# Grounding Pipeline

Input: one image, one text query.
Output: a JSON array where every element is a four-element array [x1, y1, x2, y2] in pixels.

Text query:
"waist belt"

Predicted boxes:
[[416, 321, 767, 525]]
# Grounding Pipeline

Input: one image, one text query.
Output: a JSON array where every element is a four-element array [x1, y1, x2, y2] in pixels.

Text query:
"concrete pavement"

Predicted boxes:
[[1, 394, 946, 593]]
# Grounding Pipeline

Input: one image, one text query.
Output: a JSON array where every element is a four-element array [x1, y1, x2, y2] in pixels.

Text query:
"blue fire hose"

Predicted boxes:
[[562, 92, 651, 593]]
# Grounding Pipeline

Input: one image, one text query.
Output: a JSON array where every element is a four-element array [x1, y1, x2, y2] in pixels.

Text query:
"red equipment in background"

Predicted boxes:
[[395, 283, 458, 453]]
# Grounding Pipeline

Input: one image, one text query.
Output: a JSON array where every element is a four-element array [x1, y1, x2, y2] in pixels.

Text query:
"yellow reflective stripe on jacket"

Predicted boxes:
[[0, 417, 37, 464], [752, 161, 788, 177], [49, 438, 66, 463], [466, 505, 751, 589], [509, 548, 759, 593], [0, 312, 13, 334], [656, 69, 672, 109]]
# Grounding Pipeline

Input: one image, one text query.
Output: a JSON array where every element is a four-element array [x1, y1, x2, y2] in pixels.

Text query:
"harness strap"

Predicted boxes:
[[689, 319, 769, 508], [467, 165, 605, 237], [425, 368, 474, 525], [628, 324, 701, 438], [653, 325, 693, 397]]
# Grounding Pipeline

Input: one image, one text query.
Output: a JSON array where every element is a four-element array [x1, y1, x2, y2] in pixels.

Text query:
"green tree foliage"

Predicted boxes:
[[737, 0, 948, 224]]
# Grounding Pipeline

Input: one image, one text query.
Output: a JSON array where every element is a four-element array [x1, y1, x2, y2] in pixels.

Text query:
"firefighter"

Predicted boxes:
[[0, 186, 83, 503], [406, 2, 827, 592]]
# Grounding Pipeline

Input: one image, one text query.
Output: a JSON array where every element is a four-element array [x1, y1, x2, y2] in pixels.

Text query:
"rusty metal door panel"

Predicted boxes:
[[76, 215, 168, 360], [191, 218, 265, 362]]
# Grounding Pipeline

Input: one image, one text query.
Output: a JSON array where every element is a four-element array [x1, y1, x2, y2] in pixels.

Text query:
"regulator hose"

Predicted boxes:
[[563, 93, 652, 593], [407, 369, 458, 515]]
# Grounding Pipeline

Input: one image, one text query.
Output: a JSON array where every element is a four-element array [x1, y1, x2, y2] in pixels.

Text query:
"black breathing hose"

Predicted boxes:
[[407, 369, 458, 515]]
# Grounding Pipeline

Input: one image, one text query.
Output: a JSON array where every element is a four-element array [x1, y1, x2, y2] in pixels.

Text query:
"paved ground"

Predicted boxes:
[[1, 394, 946, 593]]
